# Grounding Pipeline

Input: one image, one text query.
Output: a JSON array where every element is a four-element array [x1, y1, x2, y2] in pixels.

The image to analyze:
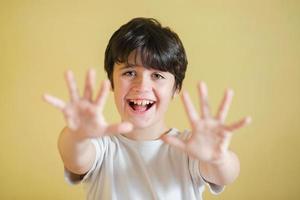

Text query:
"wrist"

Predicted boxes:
[[199, 151, 240, 185], [63, 127, 90, 141], [200, 151, 235, 167]]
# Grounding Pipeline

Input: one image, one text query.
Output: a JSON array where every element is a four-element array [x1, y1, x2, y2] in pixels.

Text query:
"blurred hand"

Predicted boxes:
[[162, 81, 251, 164], [43, 69, 133, 140]]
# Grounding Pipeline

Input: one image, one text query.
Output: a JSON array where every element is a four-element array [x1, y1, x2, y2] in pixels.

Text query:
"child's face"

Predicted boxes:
[[112, 53, 177, 130]]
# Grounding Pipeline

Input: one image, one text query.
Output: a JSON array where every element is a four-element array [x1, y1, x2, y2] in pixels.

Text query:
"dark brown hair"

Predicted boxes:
[[104, 17, 188, 91]]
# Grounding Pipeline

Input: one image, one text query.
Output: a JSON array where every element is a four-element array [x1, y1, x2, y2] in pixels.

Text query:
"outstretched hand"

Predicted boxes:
[[161, 81, 251, 164], [43, 69, 133, 140]]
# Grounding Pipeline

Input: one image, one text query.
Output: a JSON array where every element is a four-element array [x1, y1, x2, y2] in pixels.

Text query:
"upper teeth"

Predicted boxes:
[[129, 99, 154, 106]]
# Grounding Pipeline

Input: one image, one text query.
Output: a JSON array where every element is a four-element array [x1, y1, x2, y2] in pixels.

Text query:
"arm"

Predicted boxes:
[[57, 127, 96, 175], [162, 81, 251, 186], [44, 69, 132, 175], [199, 150, 240, 185]]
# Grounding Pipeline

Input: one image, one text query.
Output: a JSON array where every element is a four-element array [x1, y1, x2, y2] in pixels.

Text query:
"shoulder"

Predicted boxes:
[[91, 135, 122, 150]]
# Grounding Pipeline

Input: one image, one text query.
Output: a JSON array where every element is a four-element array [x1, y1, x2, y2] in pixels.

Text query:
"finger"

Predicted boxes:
[[65, 70, 80, 101], [216, 89, 234, 123], [104, 122, 133, 136], [95, 80, 111, 112], [224, 116, 252, 132], [83, 69, 96, 101], [198, 81, 211, 119], [43, 93, 66, 110], [161, 135, 186, 152], [181, 91, 200, 125]]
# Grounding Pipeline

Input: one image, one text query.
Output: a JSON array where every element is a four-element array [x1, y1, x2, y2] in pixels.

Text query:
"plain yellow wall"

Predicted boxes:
[[1, 0, 299, 199]]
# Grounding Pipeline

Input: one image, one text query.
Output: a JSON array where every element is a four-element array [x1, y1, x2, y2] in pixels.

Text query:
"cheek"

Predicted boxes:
[[157, 87, 174, 106], [114, 89, 124, 105], [113, 82, 128, 108]]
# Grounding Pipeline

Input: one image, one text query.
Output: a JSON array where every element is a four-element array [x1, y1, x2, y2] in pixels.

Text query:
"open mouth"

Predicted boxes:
[[127, 99, 155, 112]]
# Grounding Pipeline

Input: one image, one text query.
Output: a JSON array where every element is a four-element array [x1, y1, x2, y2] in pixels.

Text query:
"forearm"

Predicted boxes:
[[199, 151, 240, 186], [58, 127, 96, 175]]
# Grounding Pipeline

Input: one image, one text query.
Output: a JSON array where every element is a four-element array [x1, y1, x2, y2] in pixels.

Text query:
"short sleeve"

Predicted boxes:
[[64, 137, 106, 185], [188, 157, 225, 195]]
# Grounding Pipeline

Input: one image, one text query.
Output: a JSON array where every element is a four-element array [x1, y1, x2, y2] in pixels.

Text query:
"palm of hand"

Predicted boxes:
[[63, 99, 106, 137], [43, 69, 132, 139], [186, 119, 231, 164], [162, 82, 250, 164]]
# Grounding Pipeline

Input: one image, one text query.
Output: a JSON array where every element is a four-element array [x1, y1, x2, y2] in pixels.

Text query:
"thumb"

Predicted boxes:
[[104, 122, 133, 136], [161, 135, 186, 152]]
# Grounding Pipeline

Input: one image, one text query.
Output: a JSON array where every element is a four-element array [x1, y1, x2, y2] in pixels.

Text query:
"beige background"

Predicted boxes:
[[1, 0, 299, 199]]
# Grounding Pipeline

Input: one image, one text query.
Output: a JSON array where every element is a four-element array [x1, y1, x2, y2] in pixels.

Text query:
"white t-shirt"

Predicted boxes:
[[65, 128, 224, 200]]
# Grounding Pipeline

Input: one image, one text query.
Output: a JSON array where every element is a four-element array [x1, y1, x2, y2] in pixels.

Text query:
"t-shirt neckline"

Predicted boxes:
[[117, 128, 179, 147]]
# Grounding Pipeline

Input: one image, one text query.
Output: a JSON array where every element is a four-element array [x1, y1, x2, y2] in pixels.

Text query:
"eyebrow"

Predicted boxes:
[[119, 63, 138, 70]]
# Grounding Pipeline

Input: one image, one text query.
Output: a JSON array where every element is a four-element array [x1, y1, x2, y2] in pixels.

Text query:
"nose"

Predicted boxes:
[[132, 75, 152, 93]]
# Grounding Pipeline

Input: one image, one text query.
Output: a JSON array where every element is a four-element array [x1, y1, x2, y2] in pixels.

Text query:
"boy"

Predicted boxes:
[[44, 17, 251, 200]]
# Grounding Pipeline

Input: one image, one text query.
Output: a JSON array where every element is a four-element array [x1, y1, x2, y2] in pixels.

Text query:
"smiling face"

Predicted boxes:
[[112, 53, 177, 132]]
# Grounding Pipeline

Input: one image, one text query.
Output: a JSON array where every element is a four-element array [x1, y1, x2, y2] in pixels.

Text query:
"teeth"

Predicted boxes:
[[129, 99, 154, 106]]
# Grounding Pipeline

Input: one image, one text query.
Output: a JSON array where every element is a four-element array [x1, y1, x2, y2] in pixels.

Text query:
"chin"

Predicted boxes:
[[129, 119, 154, 130]]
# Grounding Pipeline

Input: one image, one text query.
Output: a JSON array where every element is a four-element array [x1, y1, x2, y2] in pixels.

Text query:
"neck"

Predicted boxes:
[[123, 122, 169, 141]]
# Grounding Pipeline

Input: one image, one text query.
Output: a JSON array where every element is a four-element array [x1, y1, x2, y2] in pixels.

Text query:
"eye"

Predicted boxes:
[[152, 72, 165, 80], [122, 70, 136, 77]]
